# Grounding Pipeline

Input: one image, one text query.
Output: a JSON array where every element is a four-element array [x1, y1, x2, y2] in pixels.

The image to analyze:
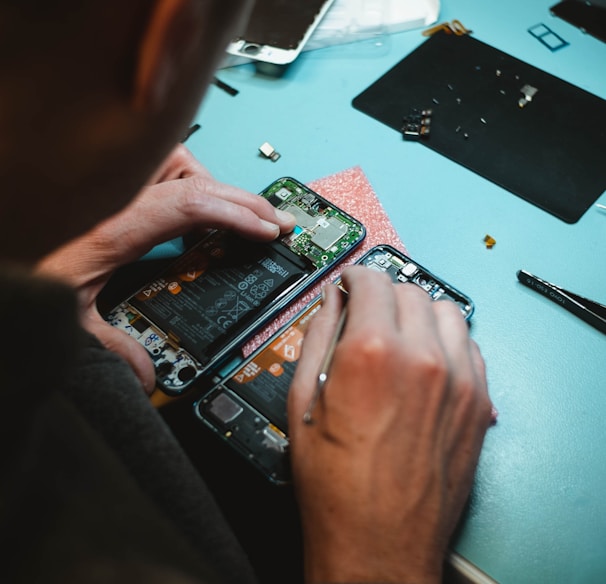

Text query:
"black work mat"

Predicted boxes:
[[551, 0, 606, 44], [352, 32, 606, 223]]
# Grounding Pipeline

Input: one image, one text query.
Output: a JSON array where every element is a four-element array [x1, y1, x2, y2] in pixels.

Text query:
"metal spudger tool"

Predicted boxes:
[[302, 305, 348, 425], [517, 270, 606, 335]]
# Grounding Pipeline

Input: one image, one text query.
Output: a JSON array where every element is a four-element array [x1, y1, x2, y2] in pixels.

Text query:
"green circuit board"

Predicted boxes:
[[262, 177, 365, 269]]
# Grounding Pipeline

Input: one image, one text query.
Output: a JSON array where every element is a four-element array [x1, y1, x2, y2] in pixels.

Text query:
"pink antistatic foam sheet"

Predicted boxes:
[[242, 165, 407, 356]]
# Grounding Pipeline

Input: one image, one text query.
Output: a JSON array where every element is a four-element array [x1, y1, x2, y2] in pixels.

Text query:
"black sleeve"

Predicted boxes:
[[0, 269, 256, 584], [58, 332, 258, 584]]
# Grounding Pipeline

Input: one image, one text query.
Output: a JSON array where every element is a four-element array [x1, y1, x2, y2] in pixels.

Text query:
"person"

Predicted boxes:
[[0, 1, 493, 583]]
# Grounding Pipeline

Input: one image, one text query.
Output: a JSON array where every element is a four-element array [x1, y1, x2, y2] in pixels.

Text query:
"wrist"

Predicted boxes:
[[310, 581, 437, 584], [302, 528, 443, 584]]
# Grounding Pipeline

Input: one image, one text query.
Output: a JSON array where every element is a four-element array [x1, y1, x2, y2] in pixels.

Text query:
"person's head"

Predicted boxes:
[[0, 0, 251, 263]]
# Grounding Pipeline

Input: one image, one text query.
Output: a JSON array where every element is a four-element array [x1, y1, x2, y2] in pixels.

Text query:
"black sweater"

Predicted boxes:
[[0, 266, 257, 584]]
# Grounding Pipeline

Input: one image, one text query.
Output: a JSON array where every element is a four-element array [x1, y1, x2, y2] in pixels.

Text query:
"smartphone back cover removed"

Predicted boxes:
[[353, 31, 606, 223]]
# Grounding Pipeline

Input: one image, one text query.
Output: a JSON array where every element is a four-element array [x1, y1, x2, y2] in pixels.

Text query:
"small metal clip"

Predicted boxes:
[[259, 142, 281, 162], [518, 84, 538, 108]]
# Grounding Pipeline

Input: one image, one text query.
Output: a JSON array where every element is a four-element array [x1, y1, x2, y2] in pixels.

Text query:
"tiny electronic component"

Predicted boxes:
[[518, 84, 538, 108], [483, 234, 496, 249], [401, 108, 432, 140], [259, 142, 281, 161]]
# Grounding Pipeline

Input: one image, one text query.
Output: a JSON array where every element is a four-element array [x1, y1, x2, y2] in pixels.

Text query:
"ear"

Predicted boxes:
[[132, 0, 201, 111]]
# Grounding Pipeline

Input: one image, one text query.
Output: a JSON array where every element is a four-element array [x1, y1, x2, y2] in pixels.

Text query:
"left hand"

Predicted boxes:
[[37, 144, 295, 394]]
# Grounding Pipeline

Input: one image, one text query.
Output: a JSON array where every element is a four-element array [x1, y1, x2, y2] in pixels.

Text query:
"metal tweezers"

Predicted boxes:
[[302, 305, 348, 425], [517, 270, 606, 335]]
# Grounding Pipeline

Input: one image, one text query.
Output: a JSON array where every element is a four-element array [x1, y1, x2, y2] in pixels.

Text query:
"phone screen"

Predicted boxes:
[[235, 0, 332, 50]]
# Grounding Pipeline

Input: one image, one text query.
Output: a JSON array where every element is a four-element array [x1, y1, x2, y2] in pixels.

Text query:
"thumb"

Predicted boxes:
[[85, 311, 156, 395]]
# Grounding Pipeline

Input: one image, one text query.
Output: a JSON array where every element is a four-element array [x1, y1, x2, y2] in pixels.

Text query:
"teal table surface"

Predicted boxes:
[[183, 1, 606, 582]]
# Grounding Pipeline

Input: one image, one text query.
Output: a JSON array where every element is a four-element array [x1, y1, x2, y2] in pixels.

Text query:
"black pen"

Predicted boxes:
[[517, 270, 606, 335]]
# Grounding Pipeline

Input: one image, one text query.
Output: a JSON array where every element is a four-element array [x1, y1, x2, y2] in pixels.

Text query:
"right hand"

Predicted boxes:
[[288, 266, 493, 584]]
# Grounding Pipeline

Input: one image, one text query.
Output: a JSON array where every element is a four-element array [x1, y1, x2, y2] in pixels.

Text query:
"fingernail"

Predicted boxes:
[[275, 209, 296, 224], [321, 286, 327, 304], [260, 219, 280, 235], [141, 379, 153, 396]]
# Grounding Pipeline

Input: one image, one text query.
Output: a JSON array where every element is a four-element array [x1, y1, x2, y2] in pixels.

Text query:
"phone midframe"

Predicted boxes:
[[105, 177, 365, 395], [194, 244, 475, 484]]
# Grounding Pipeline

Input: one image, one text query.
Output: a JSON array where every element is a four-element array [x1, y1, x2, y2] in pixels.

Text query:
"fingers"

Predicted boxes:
[[132, 145, 297, 258], [85, 313, 156, 395], [177, 176, 296, 239], [153, 145, 297, 233], [150, 144, 297, 236], [432, 300, 492, 419], [394, 284, 444, 358], [291, 267, 492, 431], [339, 266, 399, 338], [93, 173, 296, 266]]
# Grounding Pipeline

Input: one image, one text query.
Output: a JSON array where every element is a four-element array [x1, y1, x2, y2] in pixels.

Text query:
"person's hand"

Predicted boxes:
[[288, 266, 493, 584], [36, 144, 295, 394]]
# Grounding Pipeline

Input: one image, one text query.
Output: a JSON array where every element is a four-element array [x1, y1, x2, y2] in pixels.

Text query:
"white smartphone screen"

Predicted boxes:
[[227, 0, 336, 64]]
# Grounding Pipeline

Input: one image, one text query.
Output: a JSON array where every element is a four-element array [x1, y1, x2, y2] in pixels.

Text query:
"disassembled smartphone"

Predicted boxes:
[[194, 244, 475, 484], [105, 177, 365, 395], [226, 0, 336, 65]]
